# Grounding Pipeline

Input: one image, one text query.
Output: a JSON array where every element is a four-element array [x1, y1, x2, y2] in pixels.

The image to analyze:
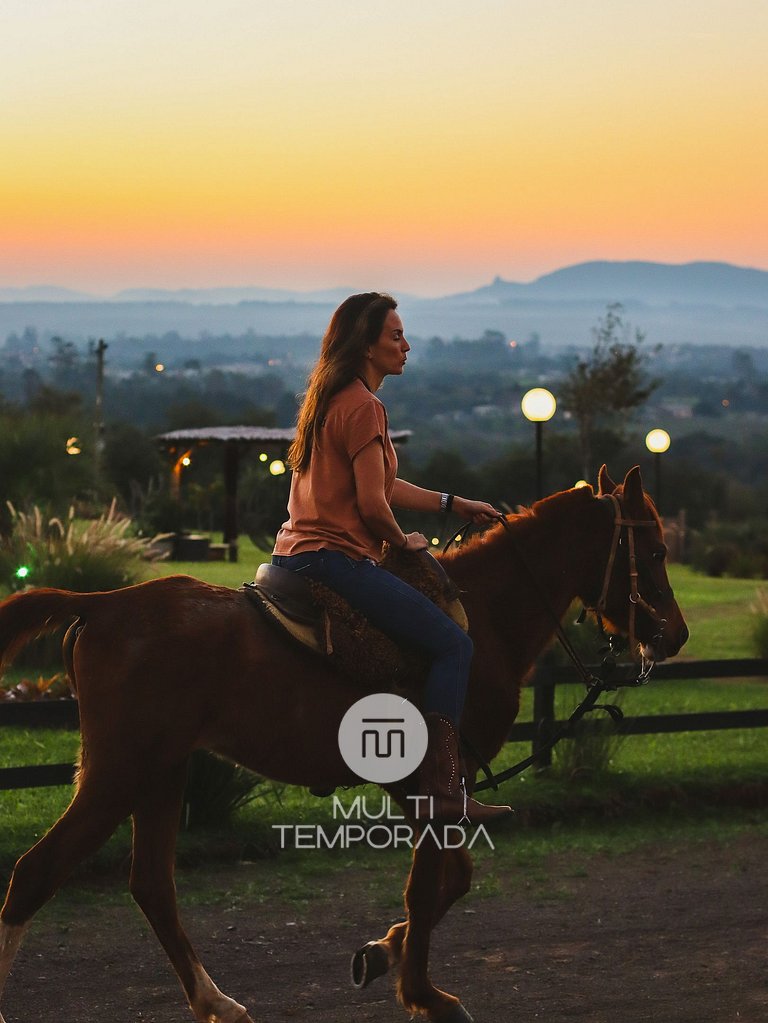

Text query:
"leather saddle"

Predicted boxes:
[[241, 548, 468, 694]]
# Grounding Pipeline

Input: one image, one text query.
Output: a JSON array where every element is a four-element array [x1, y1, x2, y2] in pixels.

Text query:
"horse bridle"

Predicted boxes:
[[583, 493, 668, 666], [443, 491, 667, 668], [448, 493, 671, 791]]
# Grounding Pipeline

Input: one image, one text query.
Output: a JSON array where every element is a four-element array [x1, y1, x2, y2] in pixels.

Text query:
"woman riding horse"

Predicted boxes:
[[272, 291, 510, 824]]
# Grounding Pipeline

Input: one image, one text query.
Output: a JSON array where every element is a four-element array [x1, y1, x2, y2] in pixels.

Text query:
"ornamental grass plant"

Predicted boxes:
[[0, 500, 163, 667], [0, 500, 157, 594], [181, 751, 278, 832]]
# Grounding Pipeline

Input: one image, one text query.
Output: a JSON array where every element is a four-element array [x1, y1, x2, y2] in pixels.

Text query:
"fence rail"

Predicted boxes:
[[526, 657, 768, 767], [2, 659, 767, 791]]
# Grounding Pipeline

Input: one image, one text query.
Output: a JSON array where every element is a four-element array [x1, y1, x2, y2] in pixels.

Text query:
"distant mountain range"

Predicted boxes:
[[448, 261, 768, 308], [1, 261, 767, 347]]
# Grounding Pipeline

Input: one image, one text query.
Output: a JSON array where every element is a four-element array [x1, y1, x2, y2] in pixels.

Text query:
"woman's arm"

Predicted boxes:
[[353, 442, 428, 551], [391, 478, 500, 524]]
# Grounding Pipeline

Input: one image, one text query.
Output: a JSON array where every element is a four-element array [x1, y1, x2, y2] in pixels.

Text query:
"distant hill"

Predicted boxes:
[[1, 261, 766, 347], [447, 261, 768, 307]]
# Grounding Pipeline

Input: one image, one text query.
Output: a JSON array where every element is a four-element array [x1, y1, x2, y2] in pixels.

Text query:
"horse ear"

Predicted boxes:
[[597, 465, 617, 496], [622, 465, 645, 514]]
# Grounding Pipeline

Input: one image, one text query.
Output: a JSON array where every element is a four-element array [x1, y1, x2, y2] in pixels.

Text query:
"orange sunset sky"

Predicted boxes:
[[2, 0, 767, 296]]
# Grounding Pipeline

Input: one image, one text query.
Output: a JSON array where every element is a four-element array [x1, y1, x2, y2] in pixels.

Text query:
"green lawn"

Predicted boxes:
[[146, 534, 271, 586], [1, 550, 767, 877], [666, 564, 764, 660]]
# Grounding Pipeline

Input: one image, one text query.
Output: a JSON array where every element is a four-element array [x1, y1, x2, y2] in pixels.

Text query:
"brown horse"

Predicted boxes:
[[0, 467, 687, 1023]]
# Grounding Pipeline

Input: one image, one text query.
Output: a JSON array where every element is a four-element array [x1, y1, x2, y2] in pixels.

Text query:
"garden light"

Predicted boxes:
[[66, 437, 81, 455], [645, 428, 671, 513], [15, 566, 30, 580], [269, 459, 286, 476], [521, 387, 557, 499], [521, 388, 556, 423], [645, 429, 671, 454]]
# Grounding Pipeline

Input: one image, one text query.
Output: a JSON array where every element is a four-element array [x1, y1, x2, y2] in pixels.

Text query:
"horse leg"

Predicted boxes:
[[129, 764, 253, 1023], [0, 921, 29, 1023], [351, 846, 473, 990], [397, 838, 474, 1022], [0, 778, 133, 1020]]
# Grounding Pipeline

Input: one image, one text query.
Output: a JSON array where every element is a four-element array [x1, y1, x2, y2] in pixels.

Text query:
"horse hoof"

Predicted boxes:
[[350, 940, 390, 989]]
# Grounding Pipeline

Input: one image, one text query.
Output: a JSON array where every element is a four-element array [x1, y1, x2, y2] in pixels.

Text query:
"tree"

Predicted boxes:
[[48, 337, 80, 384], [560, 304, 661, 480], [0, 410, 94, 527]]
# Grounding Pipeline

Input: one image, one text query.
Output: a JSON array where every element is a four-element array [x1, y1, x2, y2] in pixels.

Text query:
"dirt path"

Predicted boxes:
[[3, 833, 767, 1022]]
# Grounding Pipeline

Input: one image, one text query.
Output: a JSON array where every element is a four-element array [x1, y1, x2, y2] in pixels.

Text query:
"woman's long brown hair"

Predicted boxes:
[[287, 292, 397, 471]]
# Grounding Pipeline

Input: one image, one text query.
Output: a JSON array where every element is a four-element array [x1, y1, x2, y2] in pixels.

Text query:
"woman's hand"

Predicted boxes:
[[452, 497, 503, 524], [402, 531, 430, 552]]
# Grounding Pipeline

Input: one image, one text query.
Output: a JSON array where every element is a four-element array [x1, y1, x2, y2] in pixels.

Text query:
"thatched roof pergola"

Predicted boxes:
[[156, 425, 412, 555]]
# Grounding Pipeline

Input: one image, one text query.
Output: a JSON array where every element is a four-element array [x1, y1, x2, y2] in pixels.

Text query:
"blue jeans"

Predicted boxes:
[[272, 549, 472, 724]]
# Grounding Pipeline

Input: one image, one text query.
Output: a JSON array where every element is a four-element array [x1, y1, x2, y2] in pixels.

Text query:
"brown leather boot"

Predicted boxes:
[[414, 714, 512, 825]]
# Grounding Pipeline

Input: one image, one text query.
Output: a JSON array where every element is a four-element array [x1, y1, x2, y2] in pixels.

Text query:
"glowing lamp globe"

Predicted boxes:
[[645, 429, 671, 454], [521, 388, 556, 423]]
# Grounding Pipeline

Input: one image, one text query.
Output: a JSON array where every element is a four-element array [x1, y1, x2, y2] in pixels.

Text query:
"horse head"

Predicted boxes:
[[589, 465, 689, 663]]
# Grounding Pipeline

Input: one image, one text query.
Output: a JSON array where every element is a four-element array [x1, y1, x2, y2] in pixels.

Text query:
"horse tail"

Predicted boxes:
[[0, 588, 97, 674]]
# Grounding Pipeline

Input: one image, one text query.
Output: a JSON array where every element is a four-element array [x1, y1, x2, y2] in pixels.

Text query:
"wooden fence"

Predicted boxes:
[[1, 659, 767, 791], [525, 657, 768, 768]]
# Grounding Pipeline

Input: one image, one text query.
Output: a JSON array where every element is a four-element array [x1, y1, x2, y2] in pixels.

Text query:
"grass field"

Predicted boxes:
[[1, 549, 766, 879]]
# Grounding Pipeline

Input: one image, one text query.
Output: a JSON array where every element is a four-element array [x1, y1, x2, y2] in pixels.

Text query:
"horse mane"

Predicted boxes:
[[440, 484, 598, 570], [442, 475, 662, 575]]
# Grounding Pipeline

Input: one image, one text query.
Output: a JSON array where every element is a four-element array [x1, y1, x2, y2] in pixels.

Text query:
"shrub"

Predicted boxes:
[[535, 603, 626, 779], [0, 500, 157, 593], [689, 520, 768, 579], [552, 699, 626, 780], [0, 500, 163, 668], [181, 750, 276, 830]]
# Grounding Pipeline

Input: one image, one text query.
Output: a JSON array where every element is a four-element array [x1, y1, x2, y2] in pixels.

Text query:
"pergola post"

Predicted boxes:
[[223, 441, 240, 559]]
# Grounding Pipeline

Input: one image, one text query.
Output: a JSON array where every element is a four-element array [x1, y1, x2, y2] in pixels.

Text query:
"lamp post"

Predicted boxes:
[[645, 428, 671, 513], [521, 388, 557, 500]]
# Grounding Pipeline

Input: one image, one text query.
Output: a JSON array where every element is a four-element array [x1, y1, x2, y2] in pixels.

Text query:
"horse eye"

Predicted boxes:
[[652, 550, 666, 562]]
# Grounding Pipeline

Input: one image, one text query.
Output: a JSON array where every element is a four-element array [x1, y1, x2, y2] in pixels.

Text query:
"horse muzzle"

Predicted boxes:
[[642, 621, 689, 662]]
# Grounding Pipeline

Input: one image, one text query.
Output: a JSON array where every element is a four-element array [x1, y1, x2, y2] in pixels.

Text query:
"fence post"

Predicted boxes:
[[532, 665, 556, 770]]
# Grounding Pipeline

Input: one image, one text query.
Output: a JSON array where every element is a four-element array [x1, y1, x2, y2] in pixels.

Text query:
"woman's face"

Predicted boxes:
[[366, 309, 410, 382]]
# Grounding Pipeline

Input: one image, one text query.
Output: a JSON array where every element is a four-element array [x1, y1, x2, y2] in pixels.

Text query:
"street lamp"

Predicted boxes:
[[645, 428, 671, 513], [521, 388, 557, 500]]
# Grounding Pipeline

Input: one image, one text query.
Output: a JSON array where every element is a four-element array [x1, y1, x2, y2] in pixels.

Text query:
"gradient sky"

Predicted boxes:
[[2, 0, 766, 295]]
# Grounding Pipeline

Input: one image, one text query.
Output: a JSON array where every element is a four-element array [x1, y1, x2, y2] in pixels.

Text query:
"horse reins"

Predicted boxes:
[[443, 494, 664, 793]]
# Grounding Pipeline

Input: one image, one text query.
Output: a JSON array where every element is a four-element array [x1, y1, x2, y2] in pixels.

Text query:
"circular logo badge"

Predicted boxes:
[[338, 693, 428, 783]]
